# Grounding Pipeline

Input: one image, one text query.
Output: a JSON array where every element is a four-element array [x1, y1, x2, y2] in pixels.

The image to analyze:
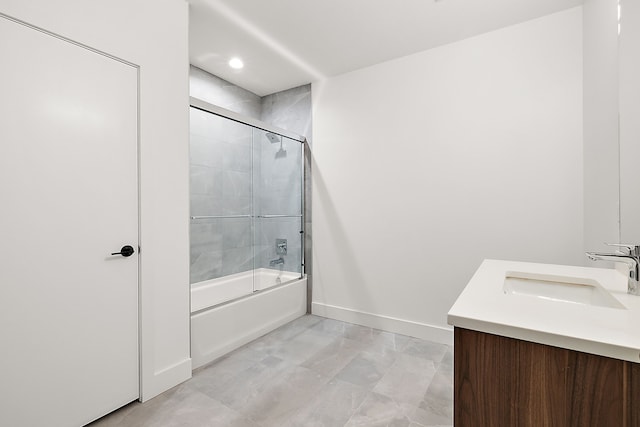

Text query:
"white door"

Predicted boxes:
[[0, 16, 139, 427]]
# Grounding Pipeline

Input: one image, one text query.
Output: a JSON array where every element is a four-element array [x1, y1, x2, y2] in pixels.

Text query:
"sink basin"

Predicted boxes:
[[504, 271, 625, 309]]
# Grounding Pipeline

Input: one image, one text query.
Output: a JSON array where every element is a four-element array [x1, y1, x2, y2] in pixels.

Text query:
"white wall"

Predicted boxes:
[[312, 8, 584, 342], [583, 0, 620, 255], [619, 0, 640, 242], [0, 0, 191, 401]]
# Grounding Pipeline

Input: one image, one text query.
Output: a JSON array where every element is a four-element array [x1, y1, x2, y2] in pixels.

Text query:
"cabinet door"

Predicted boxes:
[[454, 328, 629, 426], [0, 16, 139, 426]]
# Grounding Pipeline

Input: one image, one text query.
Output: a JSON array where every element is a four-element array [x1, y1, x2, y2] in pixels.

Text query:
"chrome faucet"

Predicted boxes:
[[585, 243, 640, 295], [269, 257, 285, 267]]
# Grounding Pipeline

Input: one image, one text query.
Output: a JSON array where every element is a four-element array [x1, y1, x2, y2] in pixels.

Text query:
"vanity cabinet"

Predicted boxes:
[[454, 327, 640, 426]]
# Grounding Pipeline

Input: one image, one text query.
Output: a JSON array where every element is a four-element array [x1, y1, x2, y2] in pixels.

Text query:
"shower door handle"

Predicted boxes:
[[111, 245, 135, 257]]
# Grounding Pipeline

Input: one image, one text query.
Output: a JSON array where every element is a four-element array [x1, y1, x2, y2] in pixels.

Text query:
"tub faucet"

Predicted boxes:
[[585, 243, 640, 295], [269, 257, 285, 267]]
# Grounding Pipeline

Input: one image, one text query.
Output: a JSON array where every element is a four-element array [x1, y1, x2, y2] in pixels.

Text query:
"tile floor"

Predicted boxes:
[[91, 315, 453, 427]]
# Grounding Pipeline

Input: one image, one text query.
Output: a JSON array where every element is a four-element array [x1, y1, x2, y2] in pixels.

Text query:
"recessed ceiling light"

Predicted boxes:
[[229, 57, 244, 69]]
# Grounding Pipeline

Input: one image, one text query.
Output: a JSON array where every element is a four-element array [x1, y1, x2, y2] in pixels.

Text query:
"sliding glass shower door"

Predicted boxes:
[[189, 102, 304, 311], [253, 129, 303, 291], [190, 109, 253, 282]]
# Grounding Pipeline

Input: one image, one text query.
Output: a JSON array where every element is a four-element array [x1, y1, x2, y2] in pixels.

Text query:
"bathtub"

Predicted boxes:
[[191, 268, 302, 313], [191, 269, 307, 369]]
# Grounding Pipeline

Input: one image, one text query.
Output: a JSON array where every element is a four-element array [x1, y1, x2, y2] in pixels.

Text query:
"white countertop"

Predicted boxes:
[[447, 259, 640, 363]]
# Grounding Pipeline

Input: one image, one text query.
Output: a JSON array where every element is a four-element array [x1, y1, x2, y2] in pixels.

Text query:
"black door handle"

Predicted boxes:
[[111, 245, 135, 257]]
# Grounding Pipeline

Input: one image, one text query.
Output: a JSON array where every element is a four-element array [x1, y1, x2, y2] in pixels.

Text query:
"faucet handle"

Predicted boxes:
[[606, 243, 640, 256]]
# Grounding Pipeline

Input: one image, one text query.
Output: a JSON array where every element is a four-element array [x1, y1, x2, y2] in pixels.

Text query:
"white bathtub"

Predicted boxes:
[[191, 269, 306, 369], [191, 268, 302, 313]]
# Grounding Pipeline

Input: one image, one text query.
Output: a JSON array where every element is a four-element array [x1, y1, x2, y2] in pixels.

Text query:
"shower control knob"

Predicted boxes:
[[111, 245, 135, 257]]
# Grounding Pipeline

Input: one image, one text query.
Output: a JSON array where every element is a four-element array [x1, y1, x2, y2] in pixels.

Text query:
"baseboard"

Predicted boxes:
[[311, 302, 453, 345], [141, 357, 192, 402]]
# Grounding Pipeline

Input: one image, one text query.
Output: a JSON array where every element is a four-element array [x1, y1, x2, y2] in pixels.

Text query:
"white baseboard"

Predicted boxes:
[[141, 357, 192, 402], [311, 302, 453, 345]]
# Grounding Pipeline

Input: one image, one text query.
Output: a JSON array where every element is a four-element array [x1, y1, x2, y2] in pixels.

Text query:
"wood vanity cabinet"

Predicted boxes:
[[454, 327, 640, 426]]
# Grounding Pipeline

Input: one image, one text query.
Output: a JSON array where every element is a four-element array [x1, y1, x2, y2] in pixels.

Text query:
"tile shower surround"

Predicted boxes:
[[189, 110, 303, 284], [189, 66, 312, 291], [261, 84, 313, 310], [90, 315, 453, 427], [189, 112, 254, 283]]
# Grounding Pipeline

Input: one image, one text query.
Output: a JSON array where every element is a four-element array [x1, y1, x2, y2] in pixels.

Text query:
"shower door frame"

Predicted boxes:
[[189, 96, 306, 284]]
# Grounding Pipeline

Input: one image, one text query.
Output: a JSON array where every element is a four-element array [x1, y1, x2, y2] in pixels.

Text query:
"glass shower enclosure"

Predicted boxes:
[[189, 97, 304, 312]]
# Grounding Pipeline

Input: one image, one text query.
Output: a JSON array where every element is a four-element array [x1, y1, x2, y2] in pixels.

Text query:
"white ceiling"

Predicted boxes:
[[189, 0, 583, 96]]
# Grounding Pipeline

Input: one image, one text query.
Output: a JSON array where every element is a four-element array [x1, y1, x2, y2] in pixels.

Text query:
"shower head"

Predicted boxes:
[[273, 136, 287, 158], [275, 146, 287, 159], [266, 132, 281, 144]]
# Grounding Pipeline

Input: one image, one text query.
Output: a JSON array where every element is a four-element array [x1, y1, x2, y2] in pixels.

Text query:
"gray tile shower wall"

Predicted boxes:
[[254, 217, 303, 275], [260, 85, 312, 146], [260, 86, 313, 310], [189, 108, 254, 284], [253, 131, 304, 274], [189, 66, 312, 300]]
